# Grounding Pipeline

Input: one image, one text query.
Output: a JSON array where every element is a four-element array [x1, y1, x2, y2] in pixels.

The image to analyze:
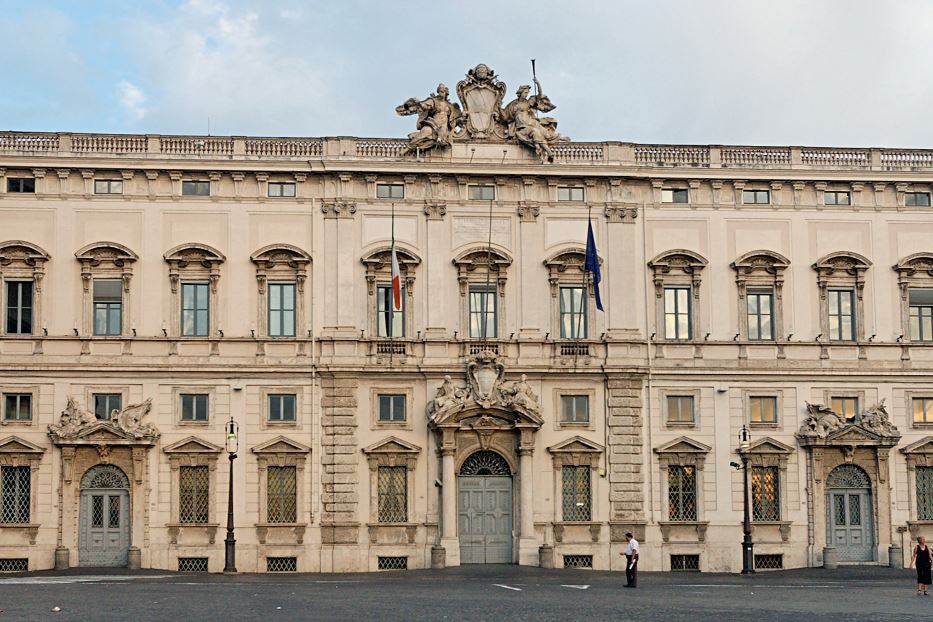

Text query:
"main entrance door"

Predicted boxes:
[[79, 465, 130, 567], [458, 450, 513, 564], [826, 465, 874, 562]]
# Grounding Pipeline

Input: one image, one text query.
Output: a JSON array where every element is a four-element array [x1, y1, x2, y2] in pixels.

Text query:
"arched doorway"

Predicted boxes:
[[826, 464, 874, 562], [78, 465, 130, 567], [458, 450, 513, 564]]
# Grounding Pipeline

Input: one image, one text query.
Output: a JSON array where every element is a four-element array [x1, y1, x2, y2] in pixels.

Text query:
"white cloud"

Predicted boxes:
[[117, 81, 147, 120]]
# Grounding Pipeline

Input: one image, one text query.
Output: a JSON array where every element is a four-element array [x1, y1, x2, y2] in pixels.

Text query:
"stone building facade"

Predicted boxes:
[[2, 78, 933, 574]]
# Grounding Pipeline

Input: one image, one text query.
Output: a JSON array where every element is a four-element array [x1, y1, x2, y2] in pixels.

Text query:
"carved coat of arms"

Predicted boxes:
[[456, 64, 506, 140]]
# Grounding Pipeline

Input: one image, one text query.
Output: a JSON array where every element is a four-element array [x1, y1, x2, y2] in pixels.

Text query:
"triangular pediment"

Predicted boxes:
[[163, 436, 223, 454], [654, 436, 712, 454], [0, 436, 45, 454], [251, 436, 310, 454], [902, 436, 933, 455], [74, 422, 133, 441], [742, 437, 794, 455], [548, 436, 604, 454], [825, 425, 883, 443], [362, 436, 421, 455]]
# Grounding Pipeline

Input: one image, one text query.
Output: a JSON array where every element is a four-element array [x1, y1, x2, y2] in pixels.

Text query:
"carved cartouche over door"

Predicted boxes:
[[427, 351, 543, 568], [796, 400, 901, 567], [48, 397, 159, 569]]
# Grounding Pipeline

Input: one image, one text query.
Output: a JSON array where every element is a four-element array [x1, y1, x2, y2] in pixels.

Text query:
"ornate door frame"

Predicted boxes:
[[78, 465, 131, 567]]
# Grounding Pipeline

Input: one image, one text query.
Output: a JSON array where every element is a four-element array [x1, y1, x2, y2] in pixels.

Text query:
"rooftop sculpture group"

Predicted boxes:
[[396, 63, 569, 163]]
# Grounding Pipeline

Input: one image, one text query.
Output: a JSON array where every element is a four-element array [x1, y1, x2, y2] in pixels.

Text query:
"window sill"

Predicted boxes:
[[176, 420, 211, 427], [658, 521, 709, 543], [255, 522, 308, 544], [665, 422, 697, 428], [265, 420, 298, 426], [912, 423, 933, 429], [749, 422, 780, 429], [166, 523, 219, 545], [751, 520, 792, 542], [0, 420, 33, 426], [0, 523, 40, 544]]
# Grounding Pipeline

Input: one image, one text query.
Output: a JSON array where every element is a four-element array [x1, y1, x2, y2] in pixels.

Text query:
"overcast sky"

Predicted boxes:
[[3, 0, 933, 147]]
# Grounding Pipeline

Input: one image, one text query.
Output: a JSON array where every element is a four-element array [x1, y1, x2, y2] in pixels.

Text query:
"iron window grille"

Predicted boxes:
[[460, 451, 510, 476], [179, 465, 209, 524], [6, 178, 35, 193], [468, 284, 498, 339], [663, 287, 691, 339], [559, 285, 587, 339], [670, 554, 700, 571], [668, 465, 697, 521], [914, 398, 933, 425], [751, 466, 780, 521], [661, 188, 689, 203], [468, 184, 495, 201], [0, 559, 28, 572], [181, 181, 210, 196], [742, 189, 770, 204], [376, 284, 405, 338], [378, 394, 406, 422], [268, 394, 296, 422], [267, 466, 297, 523], [0, 466, 30, 523], [557, 186, 585, 202], [906, 192, 932, 207], [562, 465, 592, 521], [268, 282, 296, 337], [749, 396, 777, 424], [94, 179, 123, 194], [93, 394, 122, 421], [376, 341, 406, 355], [754, 554, 783, 570], [909, 289, 933, 342], [560, 395, 589, 424], [746, 288, 774, 340], [5, 281, 33, 334], [377, 556, 408, 570], [377, 466, 407, 523], [666, 395, 695, 424], [917, 466, 933, 520], [266, 557, 297, 572], [180, 282, 210, 336], [3, 393, 31, 422], [831, 396, 858, 423], [180, 394, 209, 422], [824, 191, 850, 205], [827, 289, 855, 341], [268, 182, 296, 197], [376, 183, 404, 199], [563, 554, 593, 568], [177, 557, 209, 572]]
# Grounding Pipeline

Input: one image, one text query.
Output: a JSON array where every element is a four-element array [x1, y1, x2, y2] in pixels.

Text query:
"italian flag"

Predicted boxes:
[[391, 241, 402, 311]]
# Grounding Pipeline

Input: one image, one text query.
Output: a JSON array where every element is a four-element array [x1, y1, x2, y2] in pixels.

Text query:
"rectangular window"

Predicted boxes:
[[561, 465, 592, 521], [749, 396, 777, 424], [181, 181, 210, 196], [377, 466, 407, 523], [180, 394, 209, 422], [746, 288, 774, 340], [913, 397, 933, 424], [6, 178, 35, 193], [93, 394, 122, 421], [178, 465, 209, 524], [181, 282, 209, 337], [742, 189, 770, 204], [267, 182, 296, 198], [378, 394, 406, 422], [94, 180, 124, 195], [266, 466, 297, 523], [909, 288, 933, 342], [906, 192, 932, 207], [668, 465, 697, 521], [268, 394, 296, 422], [666, 395, 695, 424], [560, 395, 590, 424], [376, 183, 404, 199], [917, 466, 933, 520], [267, 282, 296, 337], [661, 188, 689, 204], [557, 186, 585, 202], [751, 466, 780, 521], [0, 466, 30, 523], [5, 280, 33, 335], [468, 185, 495, 201], [831, 396, 859, 422], [376, 284, 405, 338], [93, 279, 122, 336], [469, 284, 497, 339], [2, 394, 31, 422], [827, 289, 855, 341], [824, 191, 850, 205], [663, 287, 691, 339], [559, 286, 587, 339]]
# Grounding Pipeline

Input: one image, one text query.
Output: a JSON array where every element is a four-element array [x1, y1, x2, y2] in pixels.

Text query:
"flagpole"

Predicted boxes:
[[390, 203, 395, 365]]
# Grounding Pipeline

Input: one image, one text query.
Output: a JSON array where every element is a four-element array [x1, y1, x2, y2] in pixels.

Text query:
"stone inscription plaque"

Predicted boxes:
[[453, 217, 511, 248]]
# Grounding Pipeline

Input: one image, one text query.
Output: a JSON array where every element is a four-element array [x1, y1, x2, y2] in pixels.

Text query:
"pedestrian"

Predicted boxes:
[[620, 532, 639, 588], [910, 535, 933, 596]]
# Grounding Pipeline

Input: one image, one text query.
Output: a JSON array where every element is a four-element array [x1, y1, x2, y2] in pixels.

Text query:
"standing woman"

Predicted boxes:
[[910, 535, 933, 595]]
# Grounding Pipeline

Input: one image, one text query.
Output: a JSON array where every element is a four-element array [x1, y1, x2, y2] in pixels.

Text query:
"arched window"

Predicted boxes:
[[459, 450, 511, 476], [250, 244, 311, 338], [894, 253, 933, 342], [0, 241, 50, 336], [730, 250, 790, 341], [361, 246, 421, 339], [453, 247, 512, 341], [812, 252, 871, 342], [75, 242, 138, 337], [163, 244, 225, 338], [648, 250, 707, 341]]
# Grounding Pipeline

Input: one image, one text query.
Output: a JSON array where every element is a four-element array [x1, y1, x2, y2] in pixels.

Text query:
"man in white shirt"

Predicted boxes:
[[622, 532, 639, 587]]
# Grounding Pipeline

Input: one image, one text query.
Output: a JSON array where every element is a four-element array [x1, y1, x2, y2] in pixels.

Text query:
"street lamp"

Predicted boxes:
[[223, 416, 238, 573], [739, 424, 755, 574]]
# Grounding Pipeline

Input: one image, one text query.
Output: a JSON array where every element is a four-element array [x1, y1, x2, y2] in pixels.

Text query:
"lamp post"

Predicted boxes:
[[739, 424, 755, 574], [223, 416, 238, 574]]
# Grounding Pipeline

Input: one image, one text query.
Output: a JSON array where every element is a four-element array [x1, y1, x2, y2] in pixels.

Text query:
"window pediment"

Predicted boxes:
[[251, 436, 311, 455], [75, 241, 138, 266], [0, 240, 50, 267], [740, 437, 794, 455], [362, 436, 420, 470], [648, 249, 707, 276], [654, 436, 712, 455], [812, 251, 871, 278], [362, 246, 420, 297], [250, 244, 311, 271], [0, 435, 45, 457], [163, 243, 226, 267], [163, 436, 223, 455], [453, 246, 512, 296], [547, 435, 603, 468], [902, 436, 933, 455], [731, 250, 790, 277]]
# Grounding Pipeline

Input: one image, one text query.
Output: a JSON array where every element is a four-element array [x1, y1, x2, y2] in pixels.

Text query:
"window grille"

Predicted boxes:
[[377, 466, 407, 523], [377, 556, 408, 570], [376, 341, 406, 355], [179, 466, 209, 524], [917, 467, 933, 520], [376, 284, 405, 338], [83, 465, 129, 489], [563, 554, 593, 568], [268, 282, 296, 337], [559, 286, 587, 339], [267, 466, 297, 523], [670, 554, 700, 571], [663, 287, 691, 339], [178, 557, 209, 572], [459, 451, 510, 476], [751, 466, 780, 521], [1, 466, 30, 523], [468, 342, 499, 355], [562, 466, 591, 521], [266, 557, 297, 572], [746, 288, 774, 340], [559, 343, 590, 357], [826, 464, 870, 489], [0, 559, 28, 572], [668, 465, 697, 521], [754, 554, 783, 570]]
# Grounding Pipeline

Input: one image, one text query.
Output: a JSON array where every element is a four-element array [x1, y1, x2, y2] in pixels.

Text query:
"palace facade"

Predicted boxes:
[[2, 111, 933, 574]]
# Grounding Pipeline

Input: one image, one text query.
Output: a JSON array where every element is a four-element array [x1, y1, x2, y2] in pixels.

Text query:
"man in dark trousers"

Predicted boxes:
[[621, 532, 639, 587]]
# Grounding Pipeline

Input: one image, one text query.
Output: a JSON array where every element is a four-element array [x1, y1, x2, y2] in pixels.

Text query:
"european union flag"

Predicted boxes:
[[585, 219, 603, 311]]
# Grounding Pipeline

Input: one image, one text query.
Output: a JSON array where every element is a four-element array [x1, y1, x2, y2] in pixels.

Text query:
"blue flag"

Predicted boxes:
[[585, 219, 603, 311]]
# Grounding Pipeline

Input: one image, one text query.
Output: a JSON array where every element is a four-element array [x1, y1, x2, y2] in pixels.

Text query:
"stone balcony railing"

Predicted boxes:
[[2, 131, 933, 172]]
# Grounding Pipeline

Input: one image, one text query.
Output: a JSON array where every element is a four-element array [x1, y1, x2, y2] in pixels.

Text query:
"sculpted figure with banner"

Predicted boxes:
[[395, 83, 461, 155], [501, 78, 569, 163]]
